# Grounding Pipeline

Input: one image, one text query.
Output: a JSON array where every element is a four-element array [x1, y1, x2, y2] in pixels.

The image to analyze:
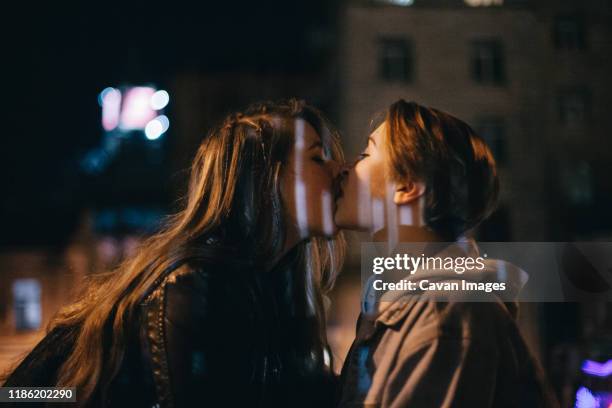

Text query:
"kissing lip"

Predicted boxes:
[[333, 177, 345, 202]]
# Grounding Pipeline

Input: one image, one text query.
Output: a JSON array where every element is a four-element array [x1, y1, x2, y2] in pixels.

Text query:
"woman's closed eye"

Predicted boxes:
[[357, 152, 369, 161], [311, 155, 326, 164]]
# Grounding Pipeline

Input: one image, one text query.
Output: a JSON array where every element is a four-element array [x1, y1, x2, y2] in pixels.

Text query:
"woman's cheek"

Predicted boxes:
[[354, 163, 371, 196], [305, 166, 335, 235], [310, 164, 332, 190], [365, 160, 387, 199]]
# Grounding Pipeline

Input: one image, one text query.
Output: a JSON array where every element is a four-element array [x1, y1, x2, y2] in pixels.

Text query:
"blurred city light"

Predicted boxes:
[[464, 0, 503, 6], [84, 85, 170, 173], [98, 87, 115, 107], [575, 387, 597, 408], [12, 279, 42, 331], [582, 359, 612, 377], [119, 86, 157, 130], [388, 0, 414, 5], [100, 87, 122, 131], [93, 207, 165, 234], [144, 114, 170, 140], [575, 360, 612, 408], [81, 148, 110, 174], [377, 0, 414, 5], [150, 89, 170, 110]]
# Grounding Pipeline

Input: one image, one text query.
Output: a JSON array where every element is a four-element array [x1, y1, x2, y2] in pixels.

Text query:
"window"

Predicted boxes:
[[563, 161, 592, 205], [379, 38, 414, 82], [378, 0, 414, 5], [554, 15, 586, 50], [476, 117, 507, 165], [464, 0, 503, 6], [470, 40, 505, 85], [558, 88, 590, 125], [12, 279, 42, 331]]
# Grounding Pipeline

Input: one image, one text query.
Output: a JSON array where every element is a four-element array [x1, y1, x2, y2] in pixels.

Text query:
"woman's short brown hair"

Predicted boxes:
[[385, 99, 499, 239]]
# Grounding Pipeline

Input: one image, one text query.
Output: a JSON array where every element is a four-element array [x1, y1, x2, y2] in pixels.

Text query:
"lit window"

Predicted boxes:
[[379, 38, 414, 83], [476, 117, 507, 165], [563, 161, 592, 205], [379, 0, 414, 5], [554, 15, 585, 50], [558, 88, 590, 125], [470, 40, 505, 85], [464, 0, 503, 6], [12, 279, 42, 331]]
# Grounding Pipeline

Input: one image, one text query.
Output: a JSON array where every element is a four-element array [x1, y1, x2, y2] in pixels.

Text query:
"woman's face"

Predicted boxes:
[[281, 118, 341, 239], [334, 123, 388, 231]]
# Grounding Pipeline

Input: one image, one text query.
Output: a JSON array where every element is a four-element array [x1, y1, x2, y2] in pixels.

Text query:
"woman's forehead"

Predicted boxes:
[[268, 115, 318, 135], [281, 117, 320, 144], [268, 115, 333, 153], [301, 120, 322, 143]]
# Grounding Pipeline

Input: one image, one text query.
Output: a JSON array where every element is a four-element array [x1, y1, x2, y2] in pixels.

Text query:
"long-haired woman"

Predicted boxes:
[[3, 99, 345, 407]]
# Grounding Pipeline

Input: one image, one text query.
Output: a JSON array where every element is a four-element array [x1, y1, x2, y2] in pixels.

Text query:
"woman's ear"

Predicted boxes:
[[393, 180, 426, 205]]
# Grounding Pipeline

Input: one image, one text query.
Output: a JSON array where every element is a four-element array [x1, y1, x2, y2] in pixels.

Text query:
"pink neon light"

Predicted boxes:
[[101, 89, 121, 131], [119, 87, 156, 130]]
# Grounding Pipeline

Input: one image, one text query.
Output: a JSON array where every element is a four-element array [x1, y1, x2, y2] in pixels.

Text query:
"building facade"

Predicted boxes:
[[335, 2, 612, 404], [337, 0, 612, 242]]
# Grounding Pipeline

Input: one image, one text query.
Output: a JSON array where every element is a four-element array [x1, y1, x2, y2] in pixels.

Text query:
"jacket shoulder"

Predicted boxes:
[[138, 262, 221, 407], [141, 262, 221, 332]]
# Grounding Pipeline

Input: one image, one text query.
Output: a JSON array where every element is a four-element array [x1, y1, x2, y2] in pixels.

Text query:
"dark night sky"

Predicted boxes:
[[2, 1, 336, 246]]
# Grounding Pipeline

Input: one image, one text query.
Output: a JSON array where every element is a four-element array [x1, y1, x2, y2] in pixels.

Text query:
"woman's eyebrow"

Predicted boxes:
[[368, 136, 377, 146]]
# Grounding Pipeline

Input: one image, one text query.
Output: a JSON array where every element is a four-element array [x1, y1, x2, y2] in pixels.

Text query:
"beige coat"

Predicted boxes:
[[337, 297, 559, 407], [337, 241, 559, 407]]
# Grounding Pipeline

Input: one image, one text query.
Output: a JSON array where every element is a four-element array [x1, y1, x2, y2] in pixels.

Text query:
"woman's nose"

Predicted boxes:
[[333, 163, 350, 189], [340, 162, 352, 176]]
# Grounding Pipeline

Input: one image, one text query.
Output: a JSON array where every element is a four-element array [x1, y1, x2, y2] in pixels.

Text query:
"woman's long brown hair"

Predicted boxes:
[[9, 99, 345, 405]]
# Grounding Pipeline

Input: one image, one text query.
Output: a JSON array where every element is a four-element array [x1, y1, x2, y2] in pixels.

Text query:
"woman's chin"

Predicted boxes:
[[333, 212, 355, 231], [334, 211, 372, 232], [301, 224, 339, 240]]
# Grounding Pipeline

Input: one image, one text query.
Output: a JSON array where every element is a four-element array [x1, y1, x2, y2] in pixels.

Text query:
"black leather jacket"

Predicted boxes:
[[5, 247, 336, 408]]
